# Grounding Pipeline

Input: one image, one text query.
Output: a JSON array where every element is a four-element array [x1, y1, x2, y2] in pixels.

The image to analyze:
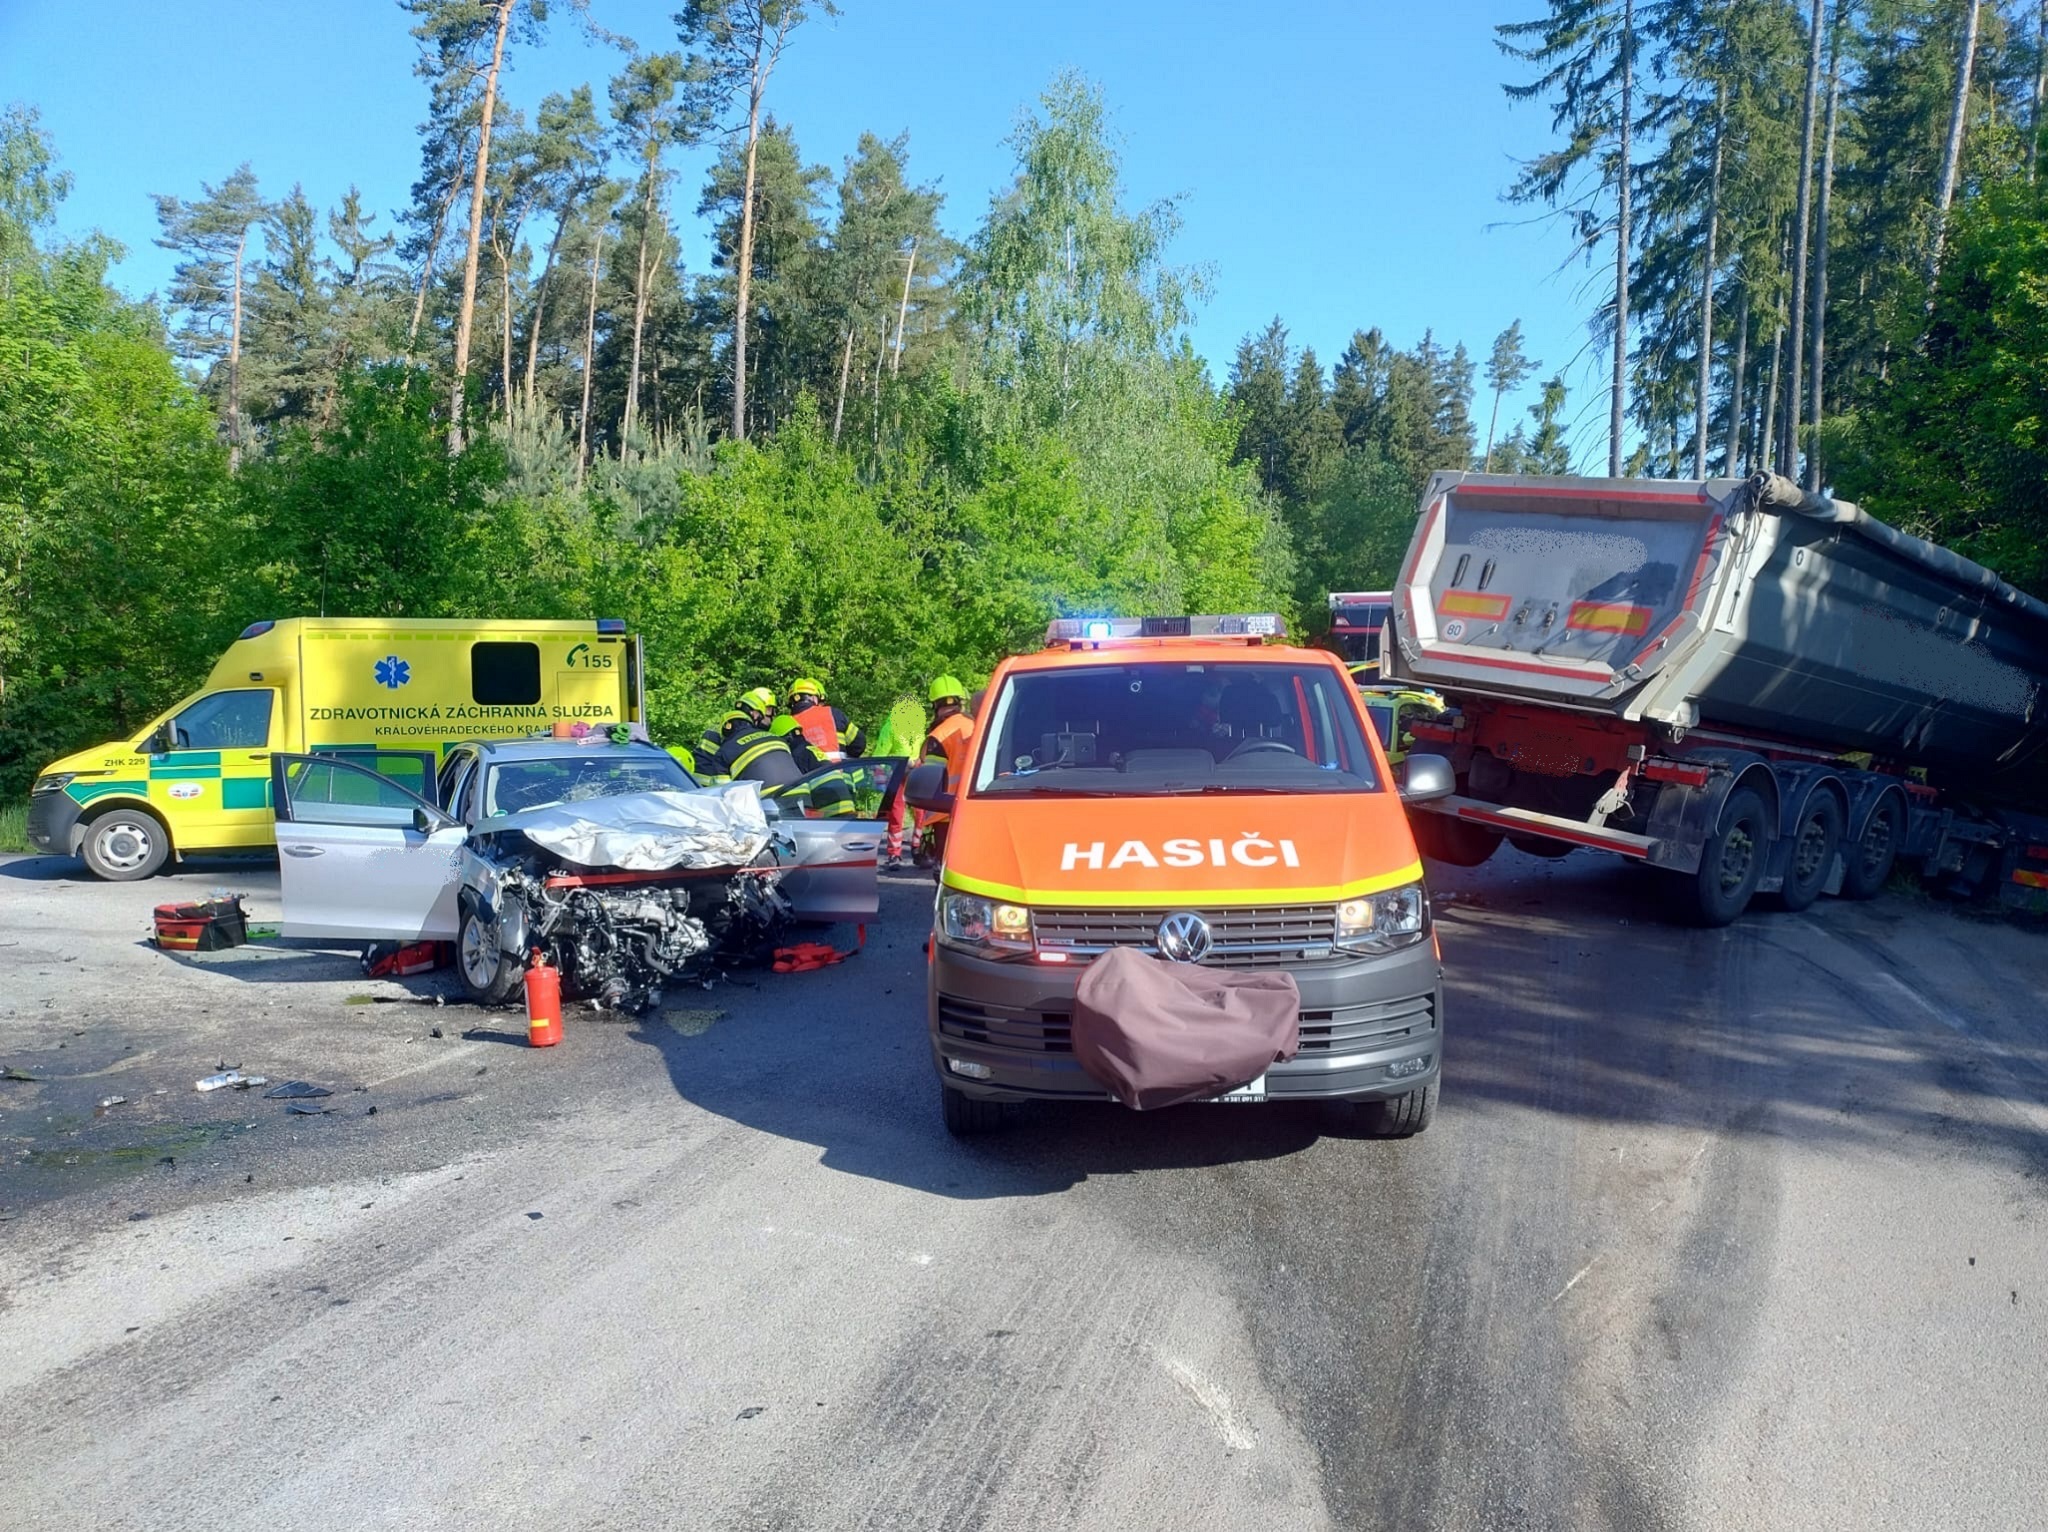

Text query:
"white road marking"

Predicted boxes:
[[1550, 1255, 1603, 1306], [1159, 1354, 1257, 1451]]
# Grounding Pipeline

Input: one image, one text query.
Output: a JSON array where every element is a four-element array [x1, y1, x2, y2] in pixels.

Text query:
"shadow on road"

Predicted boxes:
[[0, 853, 277, 883]]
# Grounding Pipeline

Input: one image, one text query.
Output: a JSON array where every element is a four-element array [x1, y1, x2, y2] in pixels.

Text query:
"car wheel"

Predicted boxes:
[[940, 1082, 1006, 1136], [457, 905, 523, 1006], [1675, 787, 1771, 926], [82, 807, 170, 881], [1770, 793, 1843, 912], [1841, 797, 1903, 900]]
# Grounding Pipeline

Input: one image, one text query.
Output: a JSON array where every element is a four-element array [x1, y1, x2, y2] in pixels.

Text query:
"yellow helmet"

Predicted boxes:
[[739, 686, 777, 716], [788, 677, 825, 701], [929, 673, 967, 704]]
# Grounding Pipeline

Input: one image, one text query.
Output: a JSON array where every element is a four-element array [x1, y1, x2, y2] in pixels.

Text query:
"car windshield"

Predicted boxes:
[[484, 752, 695, 817], [971, 659, 1380, 796]]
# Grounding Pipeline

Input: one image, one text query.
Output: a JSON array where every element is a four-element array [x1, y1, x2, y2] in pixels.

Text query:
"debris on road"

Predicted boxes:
[[196, 1070, 249, 1092], [2, 1066, 38, 1083], [285, 1102, 333, 1116], [264, 1081, 333, 1100], [97, 1095, 128, 1110], [772, 942, 854, 973], [152, 896, 249, 952]]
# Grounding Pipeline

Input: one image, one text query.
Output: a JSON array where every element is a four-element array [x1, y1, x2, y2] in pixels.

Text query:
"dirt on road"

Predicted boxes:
[[2, 848, 2044, 1531]]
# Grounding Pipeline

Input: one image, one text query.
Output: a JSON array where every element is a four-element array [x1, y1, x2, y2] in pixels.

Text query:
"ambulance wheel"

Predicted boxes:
[[940, 1083, 1006, 1136], [457, 903, 523, 1006], [82, 807, 169, 881]]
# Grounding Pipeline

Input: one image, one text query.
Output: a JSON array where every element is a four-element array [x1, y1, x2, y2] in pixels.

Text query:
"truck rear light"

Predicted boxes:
[[1566, 601, 1651, 635], [1437, 592, 1511, 621], [1640, 759, 1711, 788]]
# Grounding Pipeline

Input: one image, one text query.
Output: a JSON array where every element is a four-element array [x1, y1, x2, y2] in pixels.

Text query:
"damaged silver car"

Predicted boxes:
[[269, 740, 891, 1012]]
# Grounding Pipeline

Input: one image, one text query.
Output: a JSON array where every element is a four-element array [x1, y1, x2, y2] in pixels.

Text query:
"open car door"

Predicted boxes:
[[270, 754, 467, 941], [767, 757, 904, 922]]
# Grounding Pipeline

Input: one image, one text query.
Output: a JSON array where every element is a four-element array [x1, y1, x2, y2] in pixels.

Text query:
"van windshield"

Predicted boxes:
[[971, 661, 1380, 796]]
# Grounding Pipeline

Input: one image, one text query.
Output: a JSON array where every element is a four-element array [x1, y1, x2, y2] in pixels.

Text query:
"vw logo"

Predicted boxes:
[[1156, 911, 1213, 964]]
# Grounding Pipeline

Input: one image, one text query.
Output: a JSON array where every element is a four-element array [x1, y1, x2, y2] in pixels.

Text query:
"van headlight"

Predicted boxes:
[[1334, 883, 1427, 954], [939, 893, 1034, 954], [31, 773, 77, 796]]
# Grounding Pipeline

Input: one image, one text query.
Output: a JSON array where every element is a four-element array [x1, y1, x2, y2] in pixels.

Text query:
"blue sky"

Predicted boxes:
[[1, 0, 1613, 460]]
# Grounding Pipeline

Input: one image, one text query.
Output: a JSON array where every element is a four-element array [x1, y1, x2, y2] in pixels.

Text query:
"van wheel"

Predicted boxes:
[[1676, 787, 1771, 926], [457, 905, 523, 1006], [82, 807, 170, 881], [941, 1083, 1006, 1136], [1412, 815, 1502, 868], [1326, 1083, 1437, 1138], [1841, 797, 1902, 900], [1771, 794, 1843, 912]]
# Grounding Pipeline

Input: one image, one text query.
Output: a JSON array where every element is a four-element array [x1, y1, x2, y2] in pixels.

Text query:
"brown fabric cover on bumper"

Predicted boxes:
[[1071, 947, 1301, 1110]]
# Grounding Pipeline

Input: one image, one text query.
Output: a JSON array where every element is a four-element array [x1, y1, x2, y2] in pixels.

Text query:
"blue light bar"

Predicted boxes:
[[1044, 614, 1287, 643], [239, 620, 276, 640], [596, 618, 627, 634]]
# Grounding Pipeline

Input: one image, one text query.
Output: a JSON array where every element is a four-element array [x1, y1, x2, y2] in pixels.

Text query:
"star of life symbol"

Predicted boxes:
[[375, 655, 411, 690]]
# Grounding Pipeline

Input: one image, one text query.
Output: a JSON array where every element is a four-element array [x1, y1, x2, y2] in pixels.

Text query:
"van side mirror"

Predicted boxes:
[[1396, 753, 1456, 804], [149, 721, 175, 755], [903, 761, 953, 814]]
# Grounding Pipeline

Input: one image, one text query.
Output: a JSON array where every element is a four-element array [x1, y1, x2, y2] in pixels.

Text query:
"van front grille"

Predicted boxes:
[[1031, 905, 1338, 967]]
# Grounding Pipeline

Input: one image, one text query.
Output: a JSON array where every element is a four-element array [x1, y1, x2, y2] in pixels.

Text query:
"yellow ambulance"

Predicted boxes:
[[26, 618, 643, 880]]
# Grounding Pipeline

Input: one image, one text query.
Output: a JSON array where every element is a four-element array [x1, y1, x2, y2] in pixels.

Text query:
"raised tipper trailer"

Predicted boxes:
[[1376, 470, 2048, 924]]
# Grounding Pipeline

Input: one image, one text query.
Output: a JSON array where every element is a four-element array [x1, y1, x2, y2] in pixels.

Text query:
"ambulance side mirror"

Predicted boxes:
[[1396, 754, 1455, 804], [149, 721, 176, 755], [904, 762, 953, 814]]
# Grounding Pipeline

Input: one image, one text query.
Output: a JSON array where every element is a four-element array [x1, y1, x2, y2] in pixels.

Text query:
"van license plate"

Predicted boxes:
[[1214, 1075, 1267, 1103]]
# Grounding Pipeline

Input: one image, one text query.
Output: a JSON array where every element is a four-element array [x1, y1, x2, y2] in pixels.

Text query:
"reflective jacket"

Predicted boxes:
[[707, 720, 802, 787], [786, 702, 866, 761], [921, 711, 976, 825]]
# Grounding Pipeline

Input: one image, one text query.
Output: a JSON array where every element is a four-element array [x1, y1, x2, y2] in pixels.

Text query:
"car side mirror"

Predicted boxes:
[[904, 761, 953, 814], [412, 806, 437, 834], [1396, 753, 1455, 804]]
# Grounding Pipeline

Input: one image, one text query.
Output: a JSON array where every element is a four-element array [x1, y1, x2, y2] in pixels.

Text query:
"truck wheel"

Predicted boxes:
[[1771, 794, 1843, 912], [456, 904, 524, 1006], [81, 807, 170, 881], [1412, 815, 1502, 868], [941, 1082, 1006, 1136], [1841, 798, 1902, 900], [1680, 787, 1771, 926]]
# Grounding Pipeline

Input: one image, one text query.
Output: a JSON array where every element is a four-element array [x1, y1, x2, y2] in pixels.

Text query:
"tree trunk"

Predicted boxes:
[[623, 178, 658, 444], [498, 237, 514, 411], [1759, 309, 1783, 474], [448, 0, 514, 451], [2025, 7, 2041, 180], [730, 98, 764, 439], [1808, 11, 1844, 492], [1727, 285, 1750, 473], [1695, 89, 1724, 480], [577, 220, 605, 485], [522, 206, 571, 407], [1484, 386, 1503, 473], [409, 144, 468, 350], [228, 225, 247, 474], [832, 321, 856, 443], [1781, 0, 1826, 481], [1610, 0, 1634, 477], [1930, 0, 1983, 282], [891, 237, 918, 377]]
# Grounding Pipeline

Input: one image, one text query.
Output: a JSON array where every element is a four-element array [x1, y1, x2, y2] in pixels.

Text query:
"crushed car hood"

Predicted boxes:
[[477, 784, 772, 870]]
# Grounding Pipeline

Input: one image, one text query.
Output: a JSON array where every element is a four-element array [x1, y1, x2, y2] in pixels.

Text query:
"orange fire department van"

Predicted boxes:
[[904, 614, 1455, 1137]]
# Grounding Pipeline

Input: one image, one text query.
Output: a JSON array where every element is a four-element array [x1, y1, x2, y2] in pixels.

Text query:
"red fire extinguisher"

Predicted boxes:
[[524, 950, 562, 1048]]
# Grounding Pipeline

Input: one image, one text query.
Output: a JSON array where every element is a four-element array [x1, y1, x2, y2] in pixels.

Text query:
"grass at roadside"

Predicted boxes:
[[0, 802, 27, 853]]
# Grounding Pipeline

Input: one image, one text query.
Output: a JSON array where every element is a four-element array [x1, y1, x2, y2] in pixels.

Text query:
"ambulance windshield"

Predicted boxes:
[[973, 662, 1380, 795]]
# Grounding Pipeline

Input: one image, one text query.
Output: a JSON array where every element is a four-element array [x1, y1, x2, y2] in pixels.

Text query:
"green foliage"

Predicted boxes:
[[1830, 182, 2048, 597]]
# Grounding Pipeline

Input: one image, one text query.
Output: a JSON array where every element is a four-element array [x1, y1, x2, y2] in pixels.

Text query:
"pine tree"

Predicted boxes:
[[151, 164, 268, 471], [608, 50, 693, 446], [1482, 320, 1539, 470], [678, 0, 839, 441]]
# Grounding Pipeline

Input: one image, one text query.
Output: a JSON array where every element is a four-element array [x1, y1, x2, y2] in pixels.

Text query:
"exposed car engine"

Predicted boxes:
[[476, 846, 796, 1013]]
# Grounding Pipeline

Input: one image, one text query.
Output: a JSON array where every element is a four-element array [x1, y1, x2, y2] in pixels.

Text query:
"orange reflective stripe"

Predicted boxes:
[[1566, 600, 1651, 635], [1438, 592, 1511, 620]]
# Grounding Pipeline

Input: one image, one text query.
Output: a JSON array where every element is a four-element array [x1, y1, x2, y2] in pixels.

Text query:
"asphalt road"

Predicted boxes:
[[2, 847, 2045, 1531]]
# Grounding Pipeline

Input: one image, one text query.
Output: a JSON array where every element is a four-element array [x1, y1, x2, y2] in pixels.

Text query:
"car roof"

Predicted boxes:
[[1000, 639, 1340, 675], [462, 739, 675, 765]]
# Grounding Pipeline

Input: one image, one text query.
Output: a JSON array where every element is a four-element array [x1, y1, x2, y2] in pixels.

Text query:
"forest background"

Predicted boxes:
[[3, 0, 2045, 799]]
